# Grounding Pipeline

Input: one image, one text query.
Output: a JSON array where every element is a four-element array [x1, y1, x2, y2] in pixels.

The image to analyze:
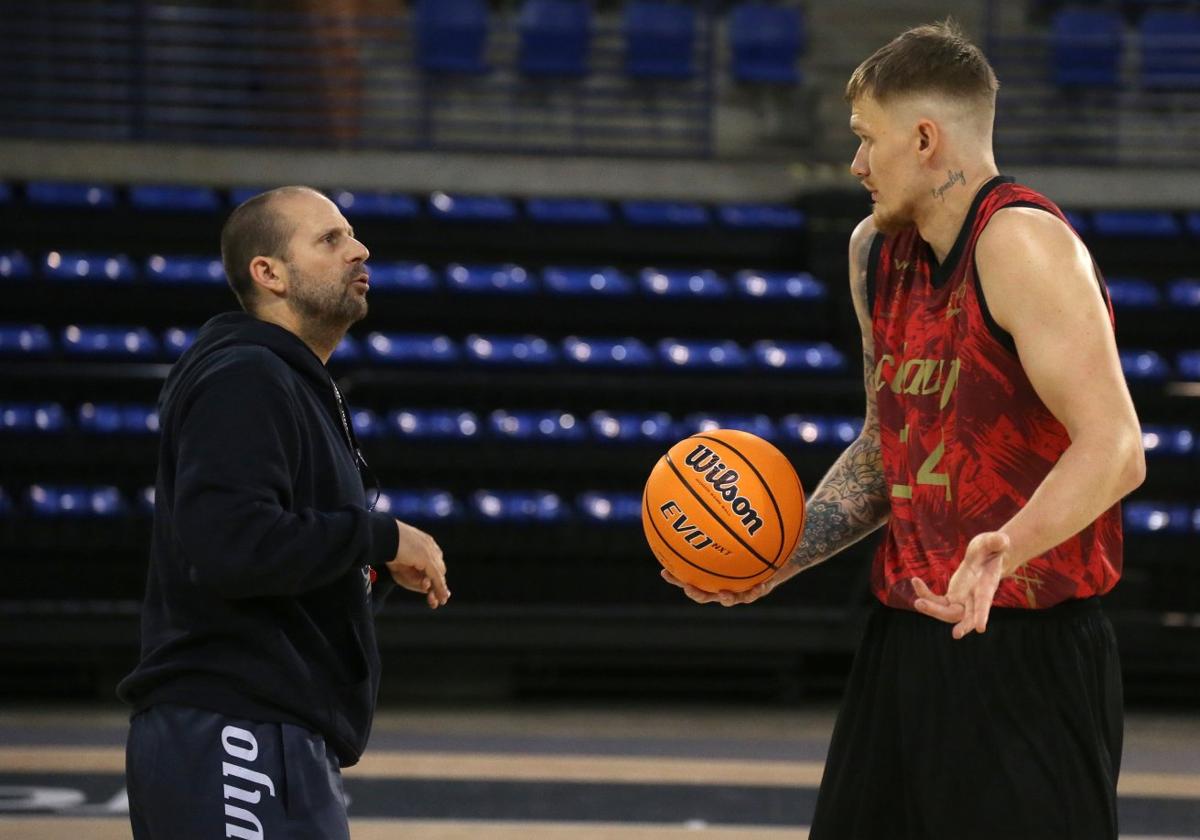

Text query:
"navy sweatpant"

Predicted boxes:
[[126, 703, 351, 840]]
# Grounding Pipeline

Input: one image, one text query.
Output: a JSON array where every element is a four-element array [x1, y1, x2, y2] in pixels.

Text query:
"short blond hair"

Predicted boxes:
[[845, 19, 999, 109]]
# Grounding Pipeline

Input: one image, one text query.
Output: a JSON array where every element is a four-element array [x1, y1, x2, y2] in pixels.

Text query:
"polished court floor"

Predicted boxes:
[[1, 704, 1198, 839]]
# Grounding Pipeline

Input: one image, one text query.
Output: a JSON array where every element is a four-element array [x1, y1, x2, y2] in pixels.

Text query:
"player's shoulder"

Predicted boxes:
[[979, 205, 1076, 260]]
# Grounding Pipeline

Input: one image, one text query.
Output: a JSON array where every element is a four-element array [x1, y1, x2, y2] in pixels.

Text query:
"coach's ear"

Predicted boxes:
[[249, 256, 287, 298]]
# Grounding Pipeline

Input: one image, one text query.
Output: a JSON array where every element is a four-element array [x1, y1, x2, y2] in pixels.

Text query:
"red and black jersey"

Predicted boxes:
[[867, 176, 1123, 610]]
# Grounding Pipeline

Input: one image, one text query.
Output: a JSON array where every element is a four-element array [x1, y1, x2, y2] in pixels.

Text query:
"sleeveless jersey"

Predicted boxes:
[[868, 176, 1123, 609]]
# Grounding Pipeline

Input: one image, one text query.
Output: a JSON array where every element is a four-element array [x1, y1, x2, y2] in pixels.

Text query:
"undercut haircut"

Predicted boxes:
[[220, 186, 321, 312], [845, 19, 999, 109]]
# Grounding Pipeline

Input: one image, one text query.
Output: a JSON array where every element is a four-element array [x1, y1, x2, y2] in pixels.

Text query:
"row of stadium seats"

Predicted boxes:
[[2, 253, 826, 300], [0, 326, 851, 372], [1052, 8, 1200, 89], [2, 485, 1195, 533], [9, 251, 1200, 312], [12, 181, 1200, 238], [415, 0, 803, 83], [4, 401, 1193, 458], [2, 324, 1194, 381], [1, 182, 806, 229]]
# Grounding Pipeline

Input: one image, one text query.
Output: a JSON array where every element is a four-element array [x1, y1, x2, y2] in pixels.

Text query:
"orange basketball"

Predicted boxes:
[[642, 428, 805, 593]]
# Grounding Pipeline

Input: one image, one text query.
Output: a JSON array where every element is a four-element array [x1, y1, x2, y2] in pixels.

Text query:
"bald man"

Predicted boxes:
[[664, 21, 1143, 840], [119, 187, 450, 839]]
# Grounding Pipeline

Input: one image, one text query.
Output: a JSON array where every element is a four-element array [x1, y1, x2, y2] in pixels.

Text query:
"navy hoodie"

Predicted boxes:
[[118, 312, 400, 767]]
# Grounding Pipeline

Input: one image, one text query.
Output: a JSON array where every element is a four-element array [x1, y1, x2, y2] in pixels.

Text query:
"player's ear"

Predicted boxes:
[[250, 256, 286, 298], [915, 118, 938, 161]]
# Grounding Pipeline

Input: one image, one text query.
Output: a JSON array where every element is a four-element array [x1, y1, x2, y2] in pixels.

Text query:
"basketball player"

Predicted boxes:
[[663, 21, 1144, 839], [119, 187, 449, 839]]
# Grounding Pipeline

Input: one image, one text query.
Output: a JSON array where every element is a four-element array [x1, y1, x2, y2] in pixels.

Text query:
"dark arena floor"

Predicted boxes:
[[1, 703, 1197, 839]]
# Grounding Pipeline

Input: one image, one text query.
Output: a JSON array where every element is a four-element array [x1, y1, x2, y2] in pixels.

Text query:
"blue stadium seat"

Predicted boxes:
[[376, 489, 462, 520], [0, 487, 11, 515], [1050, 9, 1124, 88], [1140, 11, 1200, 89], [43, 251, 137, 283], [489, 409, 586, 441], [1092, 211, 1181, 237], [1141, 425, 1195, 457], [518, 0, 591, 77], [413, 0, 490, 74], [1177, 350, 1200, 380], [729, 3, 804, 83], [658, 338, 749, 369], [445, 263, 536, 294], [562, 336, 655, 368], [428, 192, 518, 222], [1119, 349, 1170, 380], [621, 200, 709, 227], [229, 187, 269, 206], [526, 198, 613, 225], [350, 409, 384, 439], [367, 262, 438, 292], [753, 341, 847, 373], [472, 489, 566, 522], [781, 415, 862, 445], [464, 334, 558, 365], [685, 412, 777, 440], [542, 266, 635, 296], [138, 486, 156, 515], [129, 184, 221, 213], [78, 403, 159, 434], [62, 326, 159, 359], [735, 270, 826, 301], [578, 491, 643, 523], [145, 255, 225, 285], [641, 268, 728, 298], [717, 204, 805, 229], [387, 409, 481, 439], [1186, 212, 1200, 236], [589, 410, 678, 443], [26, 485, 127, 517], [0, 183, 10, 204], [624, 1, 696, 79], [1168, 278, 1200, 308], [0, 324, 53, 357], [25, 181, 117, 208], [364, 333, 460, 365], [0, 403, 68, 433], [332, 190, 419, 218], [162, 327, 197, 360], [0, 250, 32, 280], [329, 335, 362, 364], [1103, 277, 1162, 309], [1063, 210, 1090, 234], [1124, 501, 1193, 534]]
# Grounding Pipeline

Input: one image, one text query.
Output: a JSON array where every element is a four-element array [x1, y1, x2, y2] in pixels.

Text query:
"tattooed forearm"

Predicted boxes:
[[788, 433, 889, 571]]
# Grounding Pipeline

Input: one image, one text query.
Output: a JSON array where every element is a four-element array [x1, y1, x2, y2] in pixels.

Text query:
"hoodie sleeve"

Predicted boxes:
[[172, 358, 400, 599]]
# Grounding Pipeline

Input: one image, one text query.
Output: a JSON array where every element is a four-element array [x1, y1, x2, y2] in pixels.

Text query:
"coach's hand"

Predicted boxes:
[[912, 531, 1010, 639], [387, 520, 450, 609], [660, 569, 775, 606]]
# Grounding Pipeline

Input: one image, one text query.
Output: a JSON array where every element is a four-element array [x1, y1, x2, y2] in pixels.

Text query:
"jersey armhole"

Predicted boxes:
[[865, 232, 884, 319], [971, 201, 1111, 358]]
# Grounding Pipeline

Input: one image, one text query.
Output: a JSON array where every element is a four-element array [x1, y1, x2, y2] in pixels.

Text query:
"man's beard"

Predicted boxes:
[[871, 197, 917, 236], [287, 263, 368, 331]]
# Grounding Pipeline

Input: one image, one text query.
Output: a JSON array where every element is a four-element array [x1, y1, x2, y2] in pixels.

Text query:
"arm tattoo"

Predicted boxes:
[[788, 232, 891, 572]]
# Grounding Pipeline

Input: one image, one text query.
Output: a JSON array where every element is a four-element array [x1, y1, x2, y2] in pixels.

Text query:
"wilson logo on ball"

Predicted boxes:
[[682, 443, 763, 535], [658, 500, 714, 550]]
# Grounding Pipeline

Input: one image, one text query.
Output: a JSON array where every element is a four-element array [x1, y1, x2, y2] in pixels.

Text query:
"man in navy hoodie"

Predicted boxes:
[[119, 186, 450, 839]]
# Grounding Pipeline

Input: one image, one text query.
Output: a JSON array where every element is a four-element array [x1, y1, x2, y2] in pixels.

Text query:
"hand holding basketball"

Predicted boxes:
[[643, 429, 805, 596]]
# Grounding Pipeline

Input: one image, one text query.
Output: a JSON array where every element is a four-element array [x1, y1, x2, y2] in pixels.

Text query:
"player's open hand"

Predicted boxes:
[[912, 531, 1010, 638], [387, 520, 450, 609], [660, 569, 775, 606]]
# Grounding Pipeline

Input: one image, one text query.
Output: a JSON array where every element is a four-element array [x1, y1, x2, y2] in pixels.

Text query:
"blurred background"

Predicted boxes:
[[0, 0, 1197, 835]]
